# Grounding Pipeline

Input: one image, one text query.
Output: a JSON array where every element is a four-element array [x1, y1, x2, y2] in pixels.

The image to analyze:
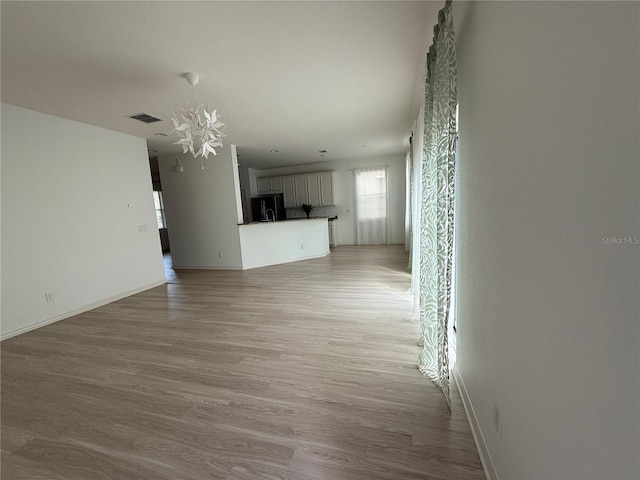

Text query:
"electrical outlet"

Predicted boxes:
[[300, 244, 304, 249], [44, 292, 54, 302], [346, 209, 351, 213], [137, 224, 148, 232], [218, 252, 223, 259], [494, 405, 503, 437]]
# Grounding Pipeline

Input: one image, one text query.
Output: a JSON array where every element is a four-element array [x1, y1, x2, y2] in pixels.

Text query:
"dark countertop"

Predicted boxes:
[[240, 217, 333, 226]]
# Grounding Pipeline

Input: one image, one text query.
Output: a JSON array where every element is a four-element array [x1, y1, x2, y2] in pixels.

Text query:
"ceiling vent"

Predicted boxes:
[[129, 113, 163, 124]]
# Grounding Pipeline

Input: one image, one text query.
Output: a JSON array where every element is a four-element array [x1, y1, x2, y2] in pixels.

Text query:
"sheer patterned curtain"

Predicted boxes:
[[404, 149, 412, 255], [354, 166, 391, 245], [410, 107, 425, 313], [417, 0, 457, 407]]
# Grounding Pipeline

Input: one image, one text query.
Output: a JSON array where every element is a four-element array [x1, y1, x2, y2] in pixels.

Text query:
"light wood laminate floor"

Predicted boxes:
[[2, 245, 485, 480]]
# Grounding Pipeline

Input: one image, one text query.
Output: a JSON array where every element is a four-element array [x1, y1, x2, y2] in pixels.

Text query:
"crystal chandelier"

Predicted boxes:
[[170, 72, 227, 169]]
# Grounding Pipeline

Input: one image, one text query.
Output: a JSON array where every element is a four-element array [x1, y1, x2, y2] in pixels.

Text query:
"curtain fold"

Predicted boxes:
[[404, 150, 412, 255], [410, 106, 425, 314], [417, 0, 457, 407]]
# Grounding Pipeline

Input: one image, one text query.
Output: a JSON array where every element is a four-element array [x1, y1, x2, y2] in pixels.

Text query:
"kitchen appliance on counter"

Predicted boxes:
[[251, 194, 286, 222]]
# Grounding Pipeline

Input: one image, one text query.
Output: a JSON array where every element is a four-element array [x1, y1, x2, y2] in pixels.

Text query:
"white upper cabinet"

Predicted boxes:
[[282, 176, 296, 208], [269, 177, 283, 192], [256, 176, 283, 194], [294, 175, 308, 206], [318, 171, 335, 205], [257, 171, 335, 207], [306, 174, 321, 206], [256, 177, 270, 194]]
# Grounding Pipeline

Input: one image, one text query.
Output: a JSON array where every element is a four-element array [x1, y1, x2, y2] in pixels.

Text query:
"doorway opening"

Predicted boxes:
[[149, 156, 173, 281]]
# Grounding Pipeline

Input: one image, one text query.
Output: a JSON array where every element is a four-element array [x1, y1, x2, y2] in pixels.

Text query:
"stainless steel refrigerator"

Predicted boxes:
[[251, 194, 286, 222]]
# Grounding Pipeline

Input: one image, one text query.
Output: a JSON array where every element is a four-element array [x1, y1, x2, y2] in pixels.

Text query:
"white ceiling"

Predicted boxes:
[[1, 1, 438, 169]]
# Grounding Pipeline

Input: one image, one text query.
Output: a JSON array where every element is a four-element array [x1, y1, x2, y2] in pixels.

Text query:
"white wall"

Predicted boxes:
[[239, 218, 329, 269], [1, 104, 166, 339], [452, 2, 640, 479], [158, 146, 244, 269], [252, 154, 406, 245]]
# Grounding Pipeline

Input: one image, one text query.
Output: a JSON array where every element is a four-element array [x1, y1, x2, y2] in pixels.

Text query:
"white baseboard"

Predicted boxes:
[[174, 251, 331, 271], [452, 367, 499, 480], [172, 265, 244, 271], [1, 279, 167, 341], [337, 242, 405, 246]]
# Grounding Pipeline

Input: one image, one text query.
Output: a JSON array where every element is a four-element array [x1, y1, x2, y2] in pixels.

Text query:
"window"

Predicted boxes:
[[354, 167, 390, 245], [355, 169, 387, 219], [153, 191, 167, 229]]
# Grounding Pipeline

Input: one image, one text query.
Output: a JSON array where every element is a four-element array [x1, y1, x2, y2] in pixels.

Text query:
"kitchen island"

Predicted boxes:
[[238, 217, 329, 269]]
